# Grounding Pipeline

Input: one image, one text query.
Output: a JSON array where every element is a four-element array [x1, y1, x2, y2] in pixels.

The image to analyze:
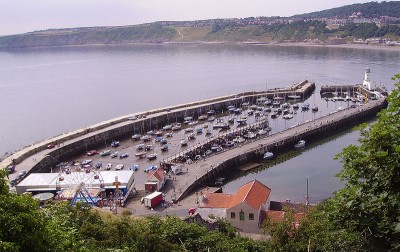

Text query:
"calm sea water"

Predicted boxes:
[[0, 44, 399, 200]]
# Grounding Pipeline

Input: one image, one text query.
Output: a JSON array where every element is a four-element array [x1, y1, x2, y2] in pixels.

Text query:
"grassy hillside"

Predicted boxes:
[[0, 24, 176, 48]]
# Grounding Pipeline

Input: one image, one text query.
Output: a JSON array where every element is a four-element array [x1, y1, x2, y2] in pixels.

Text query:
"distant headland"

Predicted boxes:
[[0, 1, 399, 49]]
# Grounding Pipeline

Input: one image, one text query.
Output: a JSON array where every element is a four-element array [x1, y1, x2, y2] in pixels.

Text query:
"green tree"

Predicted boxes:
[[331, 74, 400, 251]]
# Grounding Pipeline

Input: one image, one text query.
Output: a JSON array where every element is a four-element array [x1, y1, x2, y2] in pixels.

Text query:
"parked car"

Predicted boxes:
[[95, 162, 102, 169], [47, 143, 56, 149], [106, 163, 112, 170], [18, 170, 27, 177], [115, 164, 124, 170], [111, 141, 120, 147], [10, 178, 18, 187], [86, 150, 98, 156], [7, 165, 15, 174], [111, 152, 118, 158], [144, 166, 157, 172], [81, 159, 92, 165], [130, 164, 139, 171], [119, 153, 129, 159]]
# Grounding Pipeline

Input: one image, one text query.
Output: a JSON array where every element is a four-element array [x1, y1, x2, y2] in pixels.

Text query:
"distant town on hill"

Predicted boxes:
[[0, 1, 399, 48]]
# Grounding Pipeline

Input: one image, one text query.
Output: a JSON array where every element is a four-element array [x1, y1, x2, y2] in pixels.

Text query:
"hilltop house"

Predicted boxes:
[[144, 167, 166, 193], [197, 179, 271, 233]]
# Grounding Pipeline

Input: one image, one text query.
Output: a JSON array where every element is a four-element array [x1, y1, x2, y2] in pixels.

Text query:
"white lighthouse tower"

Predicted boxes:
[[362, 67, 372, 90]]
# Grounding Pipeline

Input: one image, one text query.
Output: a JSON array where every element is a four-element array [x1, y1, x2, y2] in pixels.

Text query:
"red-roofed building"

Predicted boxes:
[[198, 179, 271, 233], [145, 167, 166, 193]]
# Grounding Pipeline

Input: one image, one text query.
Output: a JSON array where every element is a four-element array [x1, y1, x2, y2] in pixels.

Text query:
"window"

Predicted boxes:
[[239, 210, 245, 221], [249, 213, 254, 220], [231, 212, 236, 219]]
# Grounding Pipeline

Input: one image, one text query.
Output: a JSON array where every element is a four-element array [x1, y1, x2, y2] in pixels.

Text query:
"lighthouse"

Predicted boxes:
[[363, 67, 372, 90]]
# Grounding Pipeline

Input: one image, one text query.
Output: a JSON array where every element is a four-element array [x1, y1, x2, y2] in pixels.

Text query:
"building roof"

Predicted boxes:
[[260, 210, 306, 227], [199, 180, 271, 210], [15, 170, 135, 194], [229, 180, 271, 210], [199, 193, 233, 208], [147, 167, 165, 182]]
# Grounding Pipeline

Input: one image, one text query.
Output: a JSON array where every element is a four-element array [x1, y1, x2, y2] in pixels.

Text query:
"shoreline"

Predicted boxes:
[[1, 41, 400, 52]]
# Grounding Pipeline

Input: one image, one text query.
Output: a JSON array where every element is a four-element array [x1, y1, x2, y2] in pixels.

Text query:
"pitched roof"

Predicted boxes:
[[199, 180, 271, 210], [229, 180, 271, 210], [199, 192, 233, 208], [147, 167, 164, 182]]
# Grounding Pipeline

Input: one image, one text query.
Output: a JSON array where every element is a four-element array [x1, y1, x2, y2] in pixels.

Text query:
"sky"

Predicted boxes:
[[0, 0, 377, 36]]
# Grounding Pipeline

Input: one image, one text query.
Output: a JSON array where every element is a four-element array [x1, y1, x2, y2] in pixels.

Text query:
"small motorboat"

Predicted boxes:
[[162, 124, 172, 130], [188, 132, 196, 140], [263, 152, 274, 160], [132, 134, 141, 140], [312, 105, 318, 112], [294, 140, 306, 149], [147, 153, 157, 160], [180, 139, 188, 146], [161, 144, 168, 151], [198, 114, 208, 121], [100, 150, 111, 156], [184, 127, 194, 133], [141, 135, 151, 142], [135, 151, 147, 158]]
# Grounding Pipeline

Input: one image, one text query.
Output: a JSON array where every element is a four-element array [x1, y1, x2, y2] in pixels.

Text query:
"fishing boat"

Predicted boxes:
[[257, 129, 268, 135], [236, 117, 247, 125], [283, 113, 294, 119], [136, 144, 145, 150], [147, 153, 157, 160], [155, 130, 164, 136], [135, 152, 147, 158], [188, 132, 196, 140], [161, 144, 168, 151], [132, 134, 141, 141], [183, 116, 193, 124], [213, 122, 230, 130], [294, 140, 306, 149], [145, 145, 153, 151], [171, 123, 182, 131], [301, 103, 310, 111], [180, 138, 188, 146], [141, 135, 151, 142], [100, 150, 111, 156], [184, 127, 194, 133], [263, 152, 274, 160], [162, 125, 172, 130], [164, 132, 173, 138], [188, 120, 198, 126], [207, 110, 216, 116], [198, 114, 208, 121], [147, 130, 156, 135]]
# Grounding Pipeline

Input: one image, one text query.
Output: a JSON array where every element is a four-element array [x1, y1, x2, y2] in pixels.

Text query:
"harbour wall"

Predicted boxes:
[[178, 98, 387, 200], [2, 81, 315, 174]]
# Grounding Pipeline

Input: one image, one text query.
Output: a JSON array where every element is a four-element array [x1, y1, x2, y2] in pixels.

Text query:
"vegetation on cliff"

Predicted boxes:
[[294, 1, 400, 19]]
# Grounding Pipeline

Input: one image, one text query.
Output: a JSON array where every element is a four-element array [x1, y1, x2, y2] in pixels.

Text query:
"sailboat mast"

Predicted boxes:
[[306, 177, 309, 205]]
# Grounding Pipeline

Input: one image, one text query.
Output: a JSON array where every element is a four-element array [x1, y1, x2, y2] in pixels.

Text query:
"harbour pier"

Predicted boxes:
[[174, 97, 387, 201], [1, 80, 315, 175]]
